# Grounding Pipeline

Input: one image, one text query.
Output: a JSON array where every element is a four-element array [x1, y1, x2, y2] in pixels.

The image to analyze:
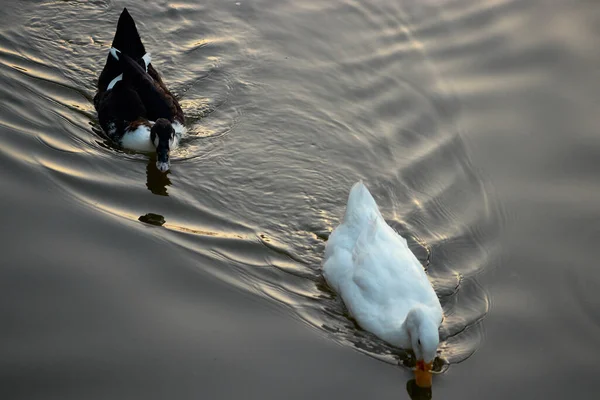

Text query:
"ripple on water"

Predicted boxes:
[[20, 1, 245, 169], [184, 0, 502, 371], [1, 0, 503, 378]]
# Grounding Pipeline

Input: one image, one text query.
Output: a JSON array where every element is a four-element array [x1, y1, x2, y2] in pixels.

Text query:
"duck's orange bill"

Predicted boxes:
[[414, 360, 433, 388]]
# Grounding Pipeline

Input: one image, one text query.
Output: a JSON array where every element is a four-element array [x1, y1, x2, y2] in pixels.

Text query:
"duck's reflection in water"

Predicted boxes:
[[146, 154, 171, 196], [406, 378, 432, 400]]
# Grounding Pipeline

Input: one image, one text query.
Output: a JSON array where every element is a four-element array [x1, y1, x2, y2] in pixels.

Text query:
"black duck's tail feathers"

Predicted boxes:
[[111, 8, 146, 59]]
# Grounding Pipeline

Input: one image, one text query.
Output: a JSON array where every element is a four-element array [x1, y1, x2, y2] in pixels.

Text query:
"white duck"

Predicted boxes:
[[322, 181, 443, 387]]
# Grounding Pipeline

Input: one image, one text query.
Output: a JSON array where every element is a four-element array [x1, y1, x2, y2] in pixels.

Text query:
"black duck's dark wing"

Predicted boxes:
[[119, 53, 180, 122], [95, 81, 147, 137], [147, 64, 185, 123], [97, 53, 121, 93]]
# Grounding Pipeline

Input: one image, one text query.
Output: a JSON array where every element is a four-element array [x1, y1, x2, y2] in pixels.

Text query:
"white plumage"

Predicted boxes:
[[323, 182, 443, 367]]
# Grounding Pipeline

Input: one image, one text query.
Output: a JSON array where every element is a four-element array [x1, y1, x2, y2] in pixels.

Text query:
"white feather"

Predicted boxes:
[[120, 124, 155, 152], [107, 73, 123, 91], [109, 47, 120, 60], [142, 53, 152, 71], [172, 121, 186, 139], [107, 122, 117, 137]]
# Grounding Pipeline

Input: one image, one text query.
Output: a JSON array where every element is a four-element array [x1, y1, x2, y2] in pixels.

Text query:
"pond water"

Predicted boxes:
[[1, 0, 598, 398]]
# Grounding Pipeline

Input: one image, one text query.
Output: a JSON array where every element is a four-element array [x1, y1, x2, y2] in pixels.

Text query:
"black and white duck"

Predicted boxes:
[[94, 8, 185, 172]]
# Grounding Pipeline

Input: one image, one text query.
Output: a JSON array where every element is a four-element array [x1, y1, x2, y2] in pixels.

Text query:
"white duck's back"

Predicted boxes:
[[324, 181, 381, 262], [323, 182, 442, 348]]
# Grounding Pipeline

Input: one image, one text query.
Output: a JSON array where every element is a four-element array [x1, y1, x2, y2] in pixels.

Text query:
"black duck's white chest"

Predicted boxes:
[[119, 120, 184, 152]]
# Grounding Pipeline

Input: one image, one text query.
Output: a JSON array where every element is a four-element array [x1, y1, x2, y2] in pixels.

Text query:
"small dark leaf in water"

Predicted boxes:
[[139, 213, 165, 226]]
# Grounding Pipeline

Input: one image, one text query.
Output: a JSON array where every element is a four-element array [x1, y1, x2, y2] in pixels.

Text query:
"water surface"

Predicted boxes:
[[1, 0, 599, 399]]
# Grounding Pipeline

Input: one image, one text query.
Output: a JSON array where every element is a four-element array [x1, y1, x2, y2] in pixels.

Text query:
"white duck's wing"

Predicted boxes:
[[331, 217, 405, 335], [323, 182, 383, 264], [323, 218, 384, 314], [351, 217, 388, 303], [353, 216, 438, 310], [379, 222, 440, 307]]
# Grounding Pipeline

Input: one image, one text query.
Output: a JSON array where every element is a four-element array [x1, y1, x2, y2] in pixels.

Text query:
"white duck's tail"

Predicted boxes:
[[342, 181, 383, 228]]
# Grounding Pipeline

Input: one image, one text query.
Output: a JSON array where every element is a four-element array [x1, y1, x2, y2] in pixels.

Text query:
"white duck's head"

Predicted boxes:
[[150, 118, 175, 172], [405, 306, 440, 388]]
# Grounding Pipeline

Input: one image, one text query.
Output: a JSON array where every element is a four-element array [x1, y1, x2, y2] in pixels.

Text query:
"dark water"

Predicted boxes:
[[1, 0, 599, 398]]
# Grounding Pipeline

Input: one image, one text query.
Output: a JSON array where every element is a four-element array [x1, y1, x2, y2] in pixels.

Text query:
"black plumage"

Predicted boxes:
[[93, 8, 184, 140]]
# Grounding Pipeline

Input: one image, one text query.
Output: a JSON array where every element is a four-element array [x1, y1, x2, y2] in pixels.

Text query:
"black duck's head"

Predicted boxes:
[[150, 118, 175, 172]]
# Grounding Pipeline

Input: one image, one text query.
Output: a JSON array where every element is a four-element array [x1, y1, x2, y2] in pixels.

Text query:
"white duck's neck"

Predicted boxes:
[[396, 306, 429, 346]]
